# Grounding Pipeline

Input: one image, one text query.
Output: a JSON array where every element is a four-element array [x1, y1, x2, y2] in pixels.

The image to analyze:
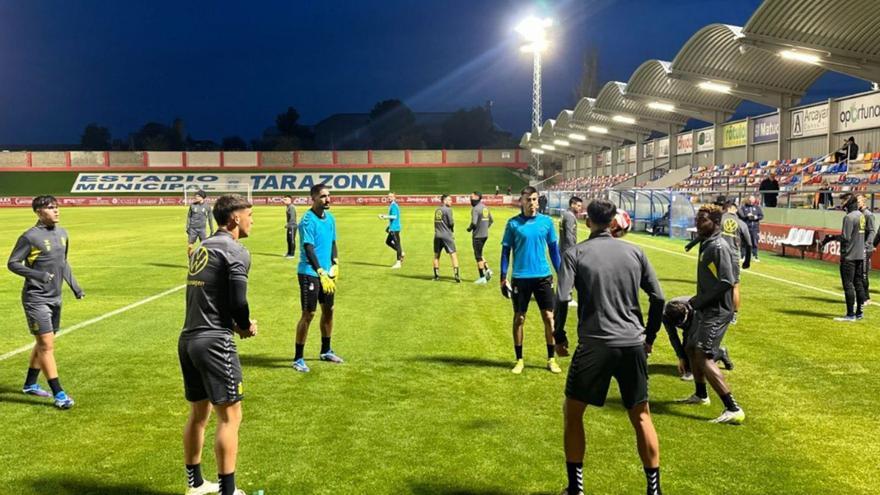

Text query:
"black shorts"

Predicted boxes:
[[434, 237, 456, 255], [565, 340, 649, 409], [472, 237, 487, 261], [511, 276, 555, 313], [24, 301, 61, 335], [178, 333, 244, 405], [686, 310, 732, 355], [187, 228, 209, 244], [299, 274, 334, 312]]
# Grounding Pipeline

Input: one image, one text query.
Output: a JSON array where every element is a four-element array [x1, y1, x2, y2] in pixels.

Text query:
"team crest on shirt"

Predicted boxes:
[[188, 247, 209, 275], [722, 218, 737, 235], [434, 210, 443, 221], [860, 215, 866, 232], [43, 239, 52, 251], [482, 209, 490, 219]]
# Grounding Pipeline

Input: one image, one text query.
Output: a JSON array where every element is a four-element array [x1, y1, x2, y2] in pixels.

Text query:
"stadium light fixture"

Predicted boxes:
[[780, 50, 821, 64], [648, 102, 676, 112], [540, 144, 556, 151], [612, 115, 636, 125], [587, 125, 609, 134], [698, 81, 732, 94], [531, 148, 546, 155], [516, 16, 553, 44], [553, 139, 570, 146], [568, 133, 587, 141], [517, 15, 553, 176]]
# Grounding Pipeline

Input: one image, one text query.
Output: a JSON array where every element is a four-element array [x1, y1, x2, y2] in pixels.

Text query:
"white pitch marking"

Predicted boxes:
[[0, 285, 185, 362], [628, 238, 861, 303]]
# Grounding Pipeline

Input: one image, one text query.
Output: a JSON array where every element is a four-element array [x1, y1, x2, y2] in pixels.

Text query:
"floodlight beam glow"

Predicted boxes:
[[648, 102, 676, 112], [568, 133, 587, 141], [587, 126, 609, 134], [612, 115, 636, 125], [780, 50, 821, 64], [540, 144, 556, 150], [553, 139, 570, 146], [698, 81, 732, 93]]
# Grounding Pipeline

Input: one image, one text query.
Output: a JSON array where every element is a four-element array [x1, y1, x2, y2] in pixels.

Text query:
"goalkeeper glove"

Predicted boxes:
[[329, 264, 338, 280], [317, 268, 336, 294], [500, 279, 512, 299]]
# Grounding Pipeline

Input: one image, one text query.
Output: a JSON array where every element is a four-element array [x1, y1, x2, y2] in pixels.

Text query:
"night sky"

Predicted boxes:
[[0, 0, 870, 145]]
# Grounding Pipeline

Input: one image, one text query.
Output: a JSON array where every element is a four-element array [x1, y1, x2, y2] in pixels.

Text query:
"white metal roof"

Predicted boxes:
[[742, 0, 880, 82], [593, 81, 689, 133], [671, 24, 824, 107], [625, 59, 740, 123]]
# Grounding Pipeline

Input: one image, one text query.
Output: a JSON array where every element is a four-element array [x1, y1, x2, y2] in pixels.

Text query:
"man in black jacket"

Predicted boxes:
[[738, 195, 763, 261], [834, 136, 859, 165], [758, 174, 780, 208]]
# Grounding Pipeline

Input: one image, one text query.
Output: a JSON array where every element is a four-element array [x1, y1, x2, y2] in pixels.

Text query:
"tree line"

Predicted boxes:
[[80, 99, 516, 151]]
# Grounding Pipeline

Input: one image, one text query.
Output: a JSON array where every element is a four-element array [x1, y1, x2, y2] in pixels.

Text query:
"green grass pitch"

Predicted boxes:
[[0, 205, 878, 494]]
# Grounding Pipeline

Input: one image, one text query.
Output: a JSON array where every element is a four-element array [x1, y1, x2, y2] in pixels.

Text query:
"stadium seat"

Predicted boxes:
[[780, 228, 816, 259]]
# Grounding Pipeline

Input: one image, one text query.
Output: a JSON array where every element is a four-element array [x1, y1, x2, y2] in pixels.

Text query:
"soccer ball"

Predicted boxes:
[[610, 209, 632, 238]]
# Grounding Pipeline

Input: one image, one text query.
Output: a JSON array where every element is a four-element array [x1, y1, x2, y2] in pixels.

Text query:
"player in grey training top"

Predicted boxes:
[[858, 195, 875, 297], [186, 190, 215, 256], [179, 194, 257, 495], [433, 194, 461, 282], [7, 195, 84, 409], [559, 196, 583, 254], [825, 193, 867, 321], [283, 195, 298, 258], [467, 191, 494, 283], [554, 198, 665, 495], [721, 200, 751, 323], [559, 196, 583, 312], [678, 203, 745, 425]]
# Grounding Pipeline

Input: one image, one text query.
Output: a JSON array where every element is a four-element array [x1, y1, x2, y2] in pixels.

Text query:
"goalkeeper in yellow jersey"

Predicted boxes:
[[293, 184, 342, 373]]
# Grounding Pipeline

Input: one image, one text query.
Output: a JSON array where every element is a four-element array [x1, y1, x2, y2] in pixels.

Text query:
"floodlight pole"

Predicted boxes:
[[531, 50, 543, 177]]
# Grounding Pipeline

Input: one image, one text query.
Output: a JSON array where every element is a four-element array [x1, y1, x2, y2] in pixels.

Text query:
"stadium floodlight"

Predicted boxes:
[[531, 148, 546, 155], [516, 16, 553, 44], [612, 115, 636, 125], [568, 133, 587, 141], [587, 125, 609, 134], [540, 144, 556, 151], [648, 102, 676, 112], [698, 81, 732, 93], [553, 139, 570, 146], [780, 50, 821, 64], [518, 15, 553, 176]]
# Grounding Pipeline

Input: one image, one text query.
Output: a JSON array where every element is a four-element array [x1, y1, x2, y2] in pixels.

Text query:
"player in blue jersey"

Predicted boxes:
[[292, 184, 343, 373], [500, 186, 563, 374], [378, 192, 404, 268]]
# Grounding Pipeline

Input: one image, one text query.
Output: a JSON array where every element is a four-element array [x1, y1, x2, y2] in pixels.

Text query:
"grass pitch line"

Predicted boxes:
[[0, 284, 185, 362], [629, 239, 856, 302]]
